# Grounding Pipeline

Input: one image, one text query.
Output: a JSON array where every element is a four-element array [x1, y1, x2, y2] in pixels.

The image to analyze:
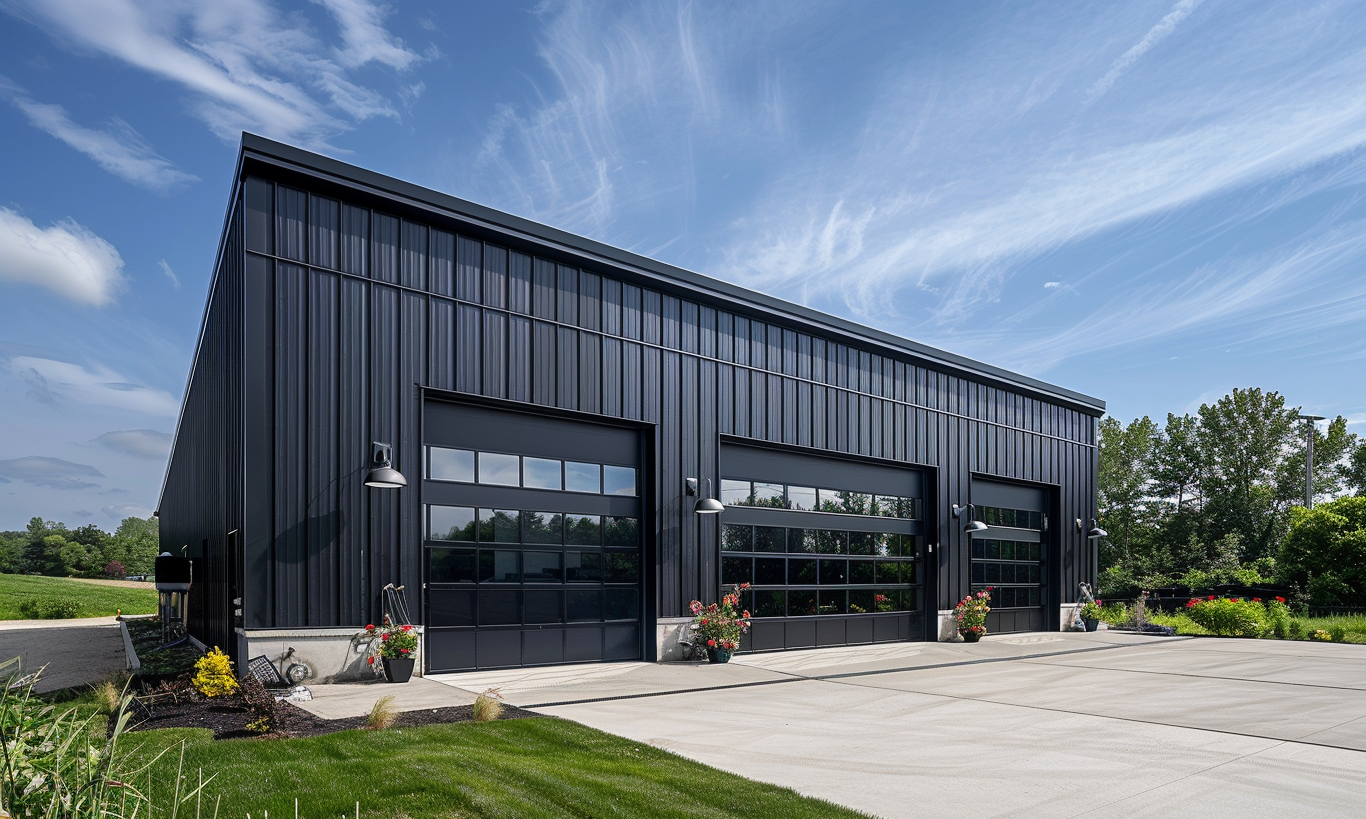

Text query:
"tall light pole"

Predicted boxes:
[[1297, 414, 1325, 508]]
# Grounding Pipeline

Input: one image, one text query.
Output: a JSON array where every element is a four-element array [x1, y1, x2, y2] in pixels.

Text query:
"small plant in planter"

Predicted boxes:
[[1078, 599, 1104, 631], [687, 584, 752, 663], [364, 617, 419, 682], [954, 587, 993, 642]]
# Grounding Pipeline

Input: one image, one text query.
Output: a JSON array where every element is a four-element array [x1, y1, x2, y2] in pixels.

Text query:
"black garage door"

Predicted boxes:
[[970, 480, 1052, 634], [718, 442, 928, 650], [422, 402, 645, 671]]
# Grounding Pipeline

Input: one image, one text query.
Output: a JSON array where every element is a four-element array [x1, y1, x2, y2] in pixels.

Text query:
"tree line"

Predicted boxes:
[[0, 516, 160, 578], [1098, 387, 1366, 605]]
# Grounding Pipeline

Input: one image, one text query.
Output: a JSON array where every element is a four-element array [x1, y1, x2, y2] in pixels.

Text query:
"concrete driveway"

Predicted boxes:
[[436, 632, 1366, 818]]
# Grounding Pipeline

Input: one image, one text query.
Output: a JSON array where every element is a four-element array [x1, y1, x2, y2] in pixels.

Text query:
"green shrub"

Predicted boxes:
[[1183, 597, 1265, 637], [1330, 624, 1347, 642], [17, 596, 83, 619], [1266, 600, 1290, 639], [1288, 618, 1305, 640]]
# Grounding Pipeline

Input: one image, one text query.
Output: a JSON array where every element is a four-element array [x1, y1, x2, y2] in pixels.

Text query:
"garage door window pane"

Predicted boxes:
[[788, 590, 816, 616], [524, 551, 563, 582], [752, 482, 784, 508], [479, 509, 520, 543], [427, 590, 475, 627], [849, 590, 876, 613], [789, 558, 817, 585], [429, 548, 476, 583], [429, 506, 475, 541], [848, 560, 875, 585], [478, 452, 520, 486], [565, 462, 601, 493], [754, 526, 786, 553], [720, 479, 752, 505], [848, 532, 876, 555], [605, 552, 639, 584], [753, 590, 785, 617], [722, 556, 752, 585], [524, 590, 563, 624], [603, 465, 637, 496], [567, 589, 602, 621], [755, 558, 785, 585], [603, 517, 638, 549], [722, 524, 752, 551], [565, 514, 601, 546], [815, 530, 847, 554], [523, 457, 562, 490], [524, 511, 563, 544], [788, 529, 817, 553], [478, 590, 521, 625], [818, 590, 847, 614], [819, 559, 847, 585], [876, 561, 902, 584], [787, 486, 817, 511], [479, 550, 520, 583], [429, 448, 475, 482], [566, 552, 601, 582], [604, 588, 639, 621]]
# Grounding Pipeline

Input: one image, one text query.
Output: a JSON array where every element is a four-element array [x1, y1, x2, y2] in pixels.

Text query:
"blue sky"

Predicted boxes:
[[1, 0, 1364, 531]]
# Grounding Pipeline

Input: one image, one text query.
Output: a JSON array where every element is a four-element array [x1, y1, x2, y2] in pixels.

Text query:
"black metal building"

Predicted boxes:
[[159, 134, 1105, 675]]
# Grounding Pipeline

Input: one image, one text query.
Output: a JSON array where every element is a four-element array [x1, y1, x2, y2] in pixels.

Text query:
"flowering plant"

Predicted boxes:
[[688, 584, 752, 653], [1078, 599, 1104, 621], [363, 616, 418, 662], [954, 587, 993, 638]]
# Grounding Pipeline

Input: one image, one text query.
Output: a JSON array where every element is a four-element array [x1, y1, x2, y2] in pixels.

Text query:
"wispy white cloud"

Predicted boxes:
[[312, 0, 421, 71], [6, 356, 180, 416], [0, 209, 124, 306], [158, 260, 180, 289], [102, 503, 153, 520], [2, 85, 197, 192], [1088, 0, 1205, 99], [8, 0, 420, 149], [0, 456, 104, 490], [92, 429, 173, 459]]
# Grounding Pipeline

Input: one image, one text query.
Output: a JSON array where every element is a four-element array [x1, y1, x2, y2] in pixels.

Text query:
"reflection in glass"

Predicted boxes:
[[565, 552, 601, 582], [429, 506, 476, 541], [605, 552, 639, 584], [755, 558, 785, 585], [478, 509, 520, 543], [818, 559, 847, 585], [876, 561, 902, 584], [523, 551, 563, 582], [848, 560, 875, 585], [897, 497, 920, 519], [564, 514, 601, 546], [787, 486, 817, 511], [848, 532, 876, 555], [564, 461, 601, 493], [753, 590, 785, 617], [524, 590, 563, 624], [567, 589, 601, 621], [815, 530, 846, 555], [720, 479, 752, 506], [604, 517, 639, 549], [722, 556, 752, 585], [478, 452, 520, 486], [752, 482, 785, 508], [849, 589, 876, 614], [899, 535, 920, 558], [524, 511, 563, 544], [754, 526, 786, 553], [818, 590, 847, 614], [523, 457, 562, 490], [788, 590, 817, 617], [478, 550, 520, 583], [721, 524, 752, 552], [788, 558, 817, 585], [603, 465, 637, 496], [788, 529, 818, 554], [427, 590, 475, 626], [428, 448, 475, 482], [428, 548, 476, 583], [872, 533, 896, 557]]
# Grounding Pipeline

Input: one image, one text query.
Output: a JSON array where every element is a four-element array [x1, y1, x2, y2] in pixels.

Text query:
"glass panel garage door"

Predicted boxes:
[[422, 402, 643, 672]]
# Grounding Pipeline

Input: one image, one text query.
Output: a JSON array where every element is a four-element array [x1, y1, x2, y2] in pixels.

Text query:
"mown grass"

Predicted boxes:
[[1145, 610, 1366, 643], [125, 718, 872, 819], [0, 572, 156, 619]]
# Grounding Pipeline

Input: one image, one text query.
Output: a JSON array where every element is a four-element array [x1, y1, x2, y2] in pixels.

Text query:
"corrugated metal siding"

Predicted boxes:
[[172, 170, 1100, 636]]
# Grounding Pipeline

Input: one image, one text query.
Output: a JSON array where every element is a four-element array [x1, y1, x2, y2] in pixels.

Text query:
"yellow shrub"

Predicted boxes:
[[192, 646, 239, 697]]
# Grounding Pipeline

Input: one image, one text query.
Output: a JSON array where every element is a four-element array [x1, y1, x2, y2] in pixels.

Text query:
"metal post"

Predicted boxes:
[[1297, 414, 1324, 509]]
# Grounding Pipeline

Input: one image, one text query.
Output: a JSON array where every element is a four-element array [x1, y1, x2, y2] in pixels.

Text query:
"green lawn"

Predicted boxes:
[[124, 718, 870, 819], [0, 573, 157, 619]]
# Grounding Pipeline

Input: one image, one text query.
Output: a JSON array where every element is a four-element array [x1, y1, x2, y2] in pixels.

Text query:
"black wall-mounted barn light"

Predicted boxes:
[[1076, 518, 1107, 539], [952, 503, 989, 534], [364, 442, 407, 489], [687, 477, 724, 514]]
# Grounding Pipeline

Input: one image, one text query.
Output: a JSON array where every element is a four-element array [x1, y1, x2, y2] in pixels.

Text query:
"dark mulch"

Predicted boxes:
[[124, 690, 539, 741]]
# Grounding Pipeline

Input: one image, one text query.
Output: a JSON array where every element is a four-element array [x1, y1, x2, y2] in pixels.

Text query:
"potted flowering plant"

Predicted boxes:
[[363, 616, 419, 682], [954, 586, 993, 642], [1078, 599, 1103, 632], [688, 583, 752, 663]]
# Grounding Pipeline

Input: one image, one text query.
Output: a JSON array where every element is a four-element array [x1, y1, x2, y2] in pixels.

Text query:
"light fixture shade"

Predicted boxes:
[[365, 465, 407, 488], [964, 519, 989, 533], [694, 497, 725, 514], [1087, 520, 1108, 539]]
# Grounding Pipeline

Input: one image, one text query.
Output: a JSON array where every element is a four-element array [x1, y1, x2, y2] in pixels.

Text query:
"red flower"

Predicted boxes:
[[1252, 598, 1261, 603], [367, 656, 375, 665], [742, 611, 751, 619], [1208, 595, 1215, 600], [400, 648, 410, 654], [707, 639, 716, 647], [401, 625, 413, 631], [1095, 600, 1103, 606], [1275, 596, 1286, 603], [381, 633, 389, 641], [365, 624, 375, 631]]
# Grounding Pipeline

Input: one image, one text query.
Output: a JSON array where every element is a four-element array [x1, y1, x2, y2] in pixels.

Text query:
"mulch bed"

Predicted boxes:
[[124, 690, 540, 741]]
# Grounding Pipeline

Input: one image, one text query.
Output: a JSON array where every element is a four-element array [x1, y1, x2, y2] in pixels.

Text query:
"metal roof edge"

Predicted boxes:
[[237, 133, 1106, 415]]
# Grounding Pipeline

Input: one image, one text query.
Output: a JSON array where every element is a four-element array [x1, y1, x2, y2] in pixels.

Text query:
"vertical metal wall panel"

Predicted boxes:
[[456, 236, 481, 302], [168, 154, 1102, 652]]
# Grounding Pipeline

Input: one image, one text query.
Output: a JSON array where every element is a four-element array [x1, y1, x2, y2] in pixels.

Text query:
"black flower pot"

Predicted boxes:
[[960, 630, 982, 643], [1083, 617, 1099, 632], [706, 648, 732, 664], [382, 657, 415, 683]]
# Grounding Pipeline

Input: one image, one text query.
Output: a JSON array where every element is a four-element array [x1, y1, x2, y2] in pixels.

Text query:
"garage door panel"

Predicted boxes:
[[565, 627, 604, 662], [523, 629, 565, 665]]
